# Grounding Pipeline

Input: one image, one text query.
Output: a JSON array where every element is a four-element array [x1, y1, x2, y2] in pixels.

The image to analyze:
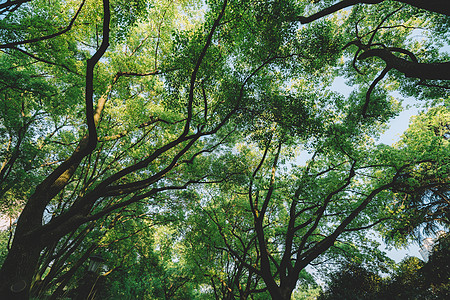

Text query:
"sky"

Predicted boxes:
[[0, 215, 10, 231]]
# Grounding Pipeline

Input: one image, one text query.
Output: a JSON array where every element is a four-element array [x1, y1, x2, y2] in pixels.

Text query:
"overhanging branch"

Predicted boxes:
[[293, 0, 450, 25]]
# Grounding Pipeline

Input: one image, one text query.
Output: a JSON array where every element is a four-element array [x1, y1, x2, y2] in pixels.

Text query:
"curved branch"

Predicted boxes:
[[85, 0, 110, 152], [397, 0, 450, 16], [12, 47, 81, 75], [293, 0, 450, 25], [358, 48, 450, 80], [0, 0, 32, 16], [295, 0, 383, 24], [343, 217, 390, 231], [12, 0, 110, 242], [184, 0, 228, 137], [362, 66, 390, 117], [418, 80, 450, 90], [386, 47, 418, 62], [367, 7, 403, 46], [0, 0, 32, 11], [0, 0, 86, 49]]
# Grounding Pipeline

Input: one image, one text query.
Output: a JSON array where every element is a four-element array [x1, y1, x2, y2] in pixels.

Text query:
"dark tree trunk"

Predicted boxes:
[[398, 0, 450, 16], [0, 2, 111, 297], [0, 182, 51, 298], [266, 285, 294, 300], [0, 235, 43, 299]]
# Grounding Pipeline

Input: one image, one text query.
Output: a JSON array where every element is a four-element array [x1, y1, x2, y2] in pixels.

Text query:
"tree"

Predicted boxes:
[[318, 263, 383, 300], [380, 106, 449, 246], [27, 201, 185, 299], [182, 183, 272, 299], [420, 234, 450, 298], [319, 239, 450, 300], [0, 0, 244, 297], [0, 0, 339, 297], [92, 224, 202, 300], [191, 110, 448, 299], [293, 0, 450, 81], [294, 1, 450, 24], [292, 0, 450, 120], [384, 256, 427, 299]]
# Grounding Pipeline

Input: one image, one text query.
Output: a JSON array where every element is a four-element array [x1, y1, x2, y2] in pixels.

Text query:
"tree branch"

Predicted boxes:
[[293, 0, 449, 25], [0, 0, 86, 49], [358, 48, 450, 80]]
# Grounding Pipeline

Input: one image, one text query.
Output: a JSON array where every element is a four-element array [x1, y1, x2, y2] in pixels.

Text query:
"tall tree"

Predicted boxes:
[[191, 108, 448, 299], [0, 0, 241, 296]]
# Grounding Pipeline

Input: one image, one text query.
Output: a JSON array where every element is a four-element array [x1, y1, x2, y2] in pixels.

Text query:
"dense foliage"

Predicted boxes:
[[319, 234, 450, 299], [0, 0, 448, 299]]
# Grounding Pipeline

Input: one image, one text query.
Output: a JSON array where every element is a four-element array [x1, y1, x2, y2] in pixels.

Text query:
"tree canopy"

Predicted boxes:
[[319, 234, 450, 299], [0, 0, 449, 299]]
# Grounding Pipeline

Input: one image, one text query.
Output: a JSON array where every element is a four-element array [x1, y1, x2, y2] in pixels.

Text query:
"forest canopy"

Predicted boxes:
[[0, 0, 449, 299]]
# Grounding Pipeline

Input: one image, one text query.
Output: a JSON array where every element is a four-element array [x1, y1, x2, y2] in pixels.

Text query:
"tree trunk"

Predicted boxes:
[[0, 182, 51, 298], [0, 234, 43, 299], [267, 285, 294, 300]]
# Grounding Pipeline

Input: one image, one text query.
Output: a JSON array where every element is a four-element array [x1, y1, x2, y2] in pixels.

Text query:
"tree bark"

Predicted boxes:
[[398, 0, 450, 16], [358, 49, 450, 80], [266, 285, 294, 300], [0, 235, 42, 299], [294, 0, 450, 24]]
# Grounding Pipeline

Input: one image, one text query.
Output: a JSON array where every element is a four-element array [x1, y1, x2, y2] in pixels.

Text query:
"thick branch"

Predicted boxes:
[[252, 142, 283, 296], [0, 0, 32, 12], [397, 0, 450, 16], [294, 0, 449, 24], [358, 48, 450, 80], [294, 0, 383, 24], [85, 0, 110, 152], [13, 0, 110, 241], [362, 66, 390, 117]]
